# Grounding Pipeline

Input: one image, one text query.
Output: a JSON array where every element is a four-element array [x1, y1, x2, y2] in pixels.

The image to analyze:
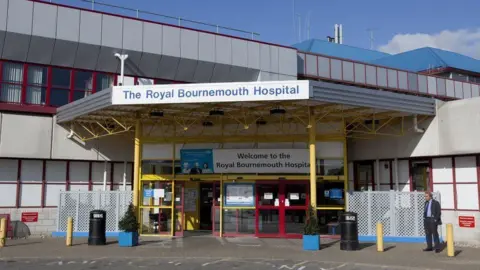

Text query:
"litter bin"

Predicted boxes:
[[340, 212, 359, 251], [88, 210, 106, 245]]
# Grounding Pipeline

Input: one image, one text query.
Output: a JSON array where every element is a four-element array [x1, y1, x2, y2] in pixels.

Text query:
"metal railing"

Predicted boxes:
[[299, 51, 480, 101], [41, 0, 260, 40], [347, 191, 442, 238]]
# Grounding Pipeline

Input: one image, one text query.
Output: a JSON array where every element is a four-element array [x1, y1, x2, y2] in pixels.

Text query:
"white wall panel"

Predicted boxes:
[[45, 184, 65, 206], [432, 158, 453, 183], [316, 142, 343, 158], [0, 184, 17, 206], [454, 156, 477, 183], [433, 184, 454, 209], [142, 144, 173, 160], [0, 159, 18, 182], [69, 161, 89, 183], [0, 114, 52, 159], [20, 184, 42, 206], [21, 160, 43, 182], [69, 185, 89, 191], [45, 161, 67, 182], [456, 184, 479, 210], [92, 184, 109, 191]]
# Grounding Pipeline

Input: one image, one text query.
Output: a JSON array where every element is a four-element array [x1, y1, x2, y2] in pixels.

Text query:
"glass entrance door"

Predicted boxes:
[[256, 181, 309, 238]]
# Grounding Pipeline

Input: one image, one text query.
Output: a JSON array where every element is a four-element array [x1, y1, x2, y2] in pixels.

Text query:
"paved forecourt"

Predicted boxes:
[[1, 236, 480, 270]]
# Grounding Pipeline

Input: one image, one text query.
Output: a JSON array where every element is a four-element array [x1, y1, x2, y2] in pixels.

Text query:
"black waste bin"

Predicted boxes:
[[88, 210, 106, 246], [340, 212, 359, 251]]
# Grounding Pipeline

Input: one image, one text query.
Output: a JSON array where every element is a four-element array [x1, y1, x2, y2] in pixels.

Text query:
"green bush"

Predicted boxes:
[[303, 204, 320, 235], [118, 203, 139, 233]]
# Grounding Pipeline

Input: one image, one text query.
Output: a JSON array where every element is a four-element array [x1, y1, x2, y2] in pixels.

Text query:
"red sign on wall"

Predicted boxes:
[[459, 216, 475, 228], [21, 212, 38, 223]]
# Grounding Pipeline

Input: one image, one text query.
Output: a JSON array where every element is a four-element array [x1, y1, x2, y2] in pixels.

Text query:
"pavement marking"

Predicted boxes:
[[202, 258, 229, 266], [82, 260, 88, 264], [67, 261, 76, 264], [278, 261, 308, 269]]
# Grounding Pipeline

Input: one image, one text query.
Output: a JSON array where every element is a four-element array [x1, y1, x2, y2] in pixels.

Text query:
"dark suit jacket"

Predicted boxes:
[[424, 199, 442, 225]]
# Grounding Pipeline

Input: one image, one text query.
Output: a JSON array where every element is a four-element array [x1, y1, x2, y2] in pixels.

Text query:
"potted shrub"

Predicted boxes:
[[118, 203, 139, 247], [303, 204, 320, 251]]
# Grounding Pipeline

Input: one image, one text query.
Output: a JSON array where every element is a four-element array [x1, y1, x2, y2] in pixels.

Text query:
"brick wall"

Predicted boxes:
[[0, 208, 57, 237]]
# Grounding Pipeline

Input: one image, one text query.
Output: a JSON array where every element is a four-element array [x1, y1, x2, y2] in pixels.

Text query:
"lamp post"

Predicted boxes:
[[114, 53, 128, 86]]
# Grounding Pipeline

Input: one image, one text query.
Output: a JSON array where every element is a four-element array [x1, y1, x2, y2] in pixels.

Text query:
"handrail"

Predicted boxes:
[[42, 0, 260, 39]]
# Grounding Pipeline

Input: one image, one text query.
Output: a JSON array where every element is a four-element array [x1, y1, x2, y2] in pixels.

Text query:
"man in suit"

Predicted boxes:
[[423, 191, 442, 253]]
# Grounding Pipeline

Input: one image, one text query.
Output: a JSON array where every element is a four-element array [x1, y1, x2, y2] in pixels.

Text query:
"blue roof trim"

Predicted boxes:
[[293, 39, 390, 63]]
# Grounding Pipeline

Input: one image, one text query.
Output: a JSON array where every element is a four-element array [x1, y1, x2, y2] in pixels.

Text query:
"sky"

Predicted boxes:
[[60, 0, 480, 58]]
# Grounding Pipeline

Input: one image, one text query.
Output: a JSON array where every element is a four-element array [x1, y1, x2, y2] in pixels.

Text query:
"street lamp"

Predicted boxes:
[[114, 53, 128, 86]]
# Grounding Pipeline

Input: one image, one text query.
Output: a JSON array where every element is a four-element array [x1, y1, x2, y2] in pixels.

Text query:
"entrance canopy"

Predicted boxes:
[[56, 80, 437, 141]]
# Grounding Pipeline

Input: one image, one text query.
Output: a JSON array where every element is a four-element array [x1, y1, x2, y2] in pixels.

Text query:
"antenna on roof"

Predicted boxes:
[[367, 28, 377, 49]]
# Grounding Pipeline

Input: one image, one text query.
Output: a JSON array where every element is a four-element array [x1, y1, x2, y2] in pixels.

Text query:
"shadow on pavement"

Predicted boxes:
[[320, 240, 340, 249], [358, 242, 375, 250], [4, 241, 43, 247], [455, 250, 463, 256], [384, 245, 396, 251]]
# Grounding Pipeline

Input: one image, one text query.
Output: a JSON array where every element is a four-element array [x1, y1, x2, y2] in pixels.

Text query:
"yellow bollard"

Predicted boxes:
[[376, 222, 384, 252], [66, 217, 73, 247], [0, 218, 6, 248], [447, 223, 454, 257]]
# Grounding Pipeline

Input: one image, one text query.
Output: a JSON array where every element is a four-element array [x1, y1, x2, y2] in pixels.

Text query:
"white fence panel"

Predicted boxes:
[[347, 191, 441, 238], [57, 191, 133, 232]]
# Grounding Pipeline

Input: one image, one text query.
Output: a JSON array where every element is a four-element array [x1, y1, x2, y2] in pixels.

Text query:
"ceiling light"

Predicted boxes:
[[202, 120, 214, 127], [270, 108, 286, 115], [149, 110, 164, 117], [256, 118, 267, 125], [209, 109, 224, 116]]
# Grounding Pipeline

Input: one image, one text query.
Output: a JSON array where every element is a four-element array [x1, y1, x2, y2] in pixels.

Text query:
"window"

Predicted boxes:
[[318, 159, 344, 176], [73, 71, 93, 101], [96, 73, 114, 91], [1, 62, 23, 103], [50, 68, 71, 107], [26, 65, 47, 105]]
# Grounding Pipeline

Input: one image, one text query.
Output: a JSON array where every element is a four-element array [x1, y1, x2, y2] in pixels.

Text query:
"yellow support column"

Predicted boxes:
[[447, 223, 455, 257], [308, 107, 317, 209], [0, 218, 6, 247], [66, 217, 73, 247], [376, 222, 384, 252], [133, 120, 142, 210]]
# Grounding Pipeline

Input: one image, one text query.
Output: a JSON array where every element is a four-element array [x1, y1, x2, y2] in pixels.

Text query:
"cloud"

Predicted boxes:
[[378, 29, 480, 59]]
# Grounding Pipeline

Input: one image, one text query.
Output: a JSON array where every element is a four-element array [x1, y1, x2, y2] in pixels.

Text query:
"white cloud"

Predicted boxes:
[[378, 29, 480, 59]]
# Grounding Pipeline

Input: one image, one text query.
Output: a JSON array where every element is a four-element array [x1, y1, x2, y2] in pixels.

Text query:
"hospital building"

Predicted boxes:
[[0, 0, 480, 244]]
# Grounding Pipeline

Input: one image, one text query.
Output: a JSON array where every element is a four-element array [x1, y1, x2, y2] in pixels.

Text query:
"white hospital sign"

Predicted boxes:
[[111, 80, 310, 105]]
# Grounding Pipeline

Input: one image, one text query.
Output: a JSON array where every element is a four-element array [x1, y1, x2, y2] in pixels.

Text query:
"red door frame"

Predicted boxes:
[[255, 181, 309, 238]]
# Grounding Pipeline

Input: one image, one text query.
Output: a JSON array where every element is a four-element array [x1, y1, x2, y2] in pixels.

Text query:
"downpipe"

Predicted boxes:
[[413, 115, 425, 133]]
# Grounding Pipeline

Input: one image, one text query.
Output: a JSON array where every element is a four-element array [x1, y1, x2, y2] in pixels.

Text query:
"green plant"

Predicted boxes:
[[303, 204, 320, 235], [119, 203, 139, 233]]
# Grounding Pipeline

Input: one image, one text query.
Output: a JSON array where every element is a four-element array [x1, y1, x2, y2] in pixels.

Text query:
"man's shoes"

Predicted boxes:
[[423, 248, 433, 252], [435, 249, 441, 253]]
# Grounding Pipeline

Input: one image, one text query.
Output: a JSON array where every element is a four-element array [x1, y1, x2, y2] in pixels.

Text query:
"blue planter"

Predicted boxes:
[[303, 235, 320, 251], [118, 232, 139, 247]]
